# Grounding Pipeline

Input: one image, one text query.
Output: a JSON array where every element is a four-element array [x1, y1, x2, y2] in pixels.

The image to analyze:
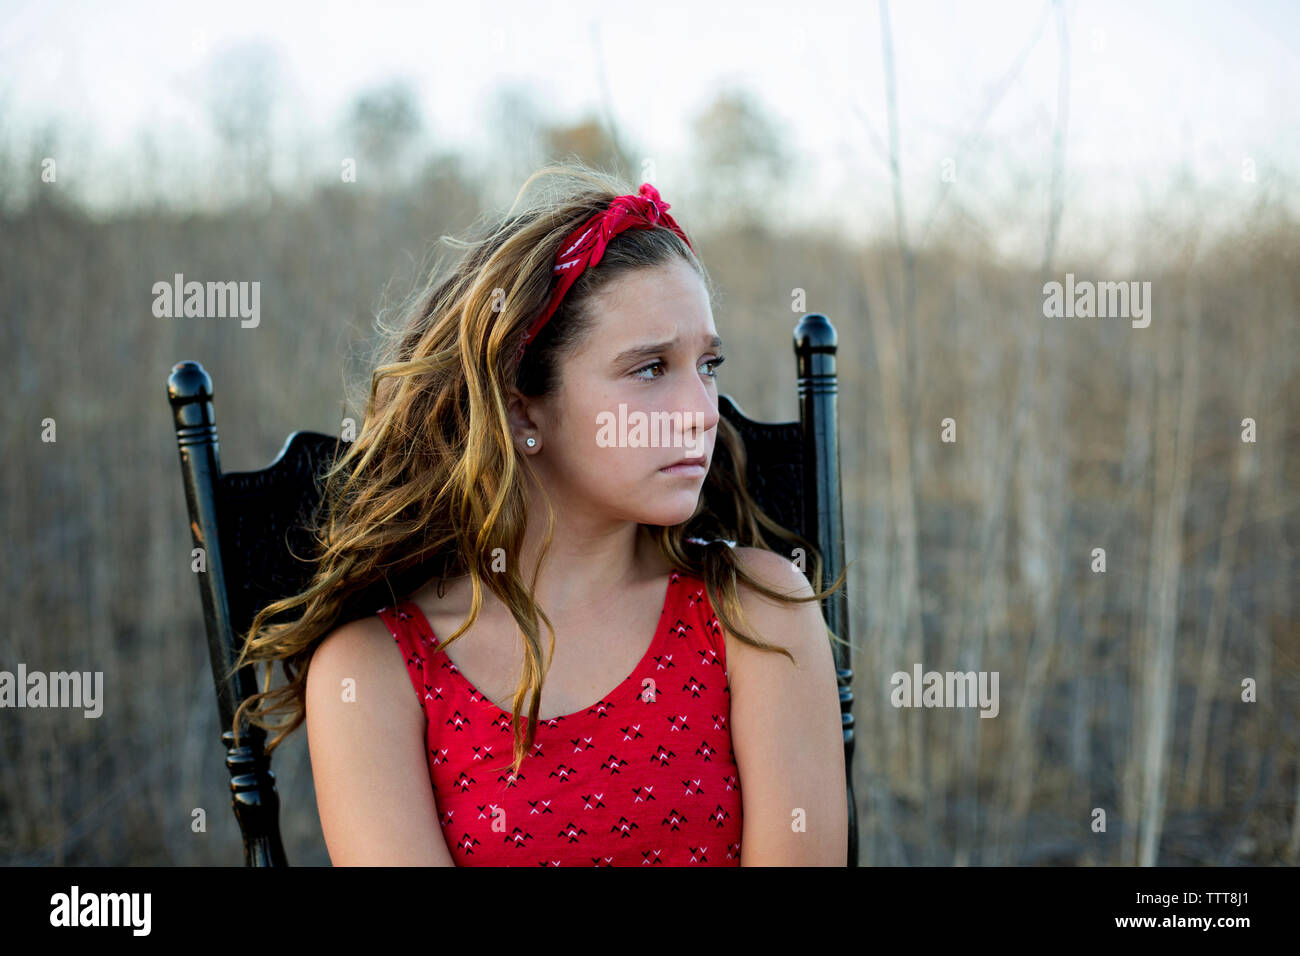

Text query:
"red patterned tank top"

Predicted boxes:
[[377, 569, 743, 866]]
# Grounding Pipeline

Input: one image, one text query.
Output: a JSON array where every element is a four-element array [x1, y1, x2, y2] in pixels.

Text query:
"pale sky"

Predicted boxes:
[[2, 0, 1296, 260]]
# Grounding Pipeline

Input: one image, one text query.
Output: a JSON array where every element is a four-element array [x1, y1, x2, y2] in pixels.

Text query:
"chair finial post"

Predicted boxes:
[[794, 314, 857, 866]]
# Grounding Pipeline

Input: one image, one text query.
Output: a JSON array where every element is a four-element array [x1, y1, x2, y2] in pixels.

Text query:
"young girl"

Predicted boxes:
[[230, 162, 850, 866]]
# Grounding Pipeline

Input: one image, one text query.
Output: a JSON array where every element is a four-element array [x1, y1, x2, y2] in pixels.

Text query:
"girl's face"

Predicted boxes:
[[514, 258, 723, 528]]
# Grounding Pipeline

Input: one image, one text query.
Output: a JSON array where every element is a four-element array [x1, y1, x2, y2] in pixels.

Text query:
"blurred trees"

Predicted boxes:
[[688, 87, 796, 229], [200, 40, 282, 205], [344, 78, 424, 189]]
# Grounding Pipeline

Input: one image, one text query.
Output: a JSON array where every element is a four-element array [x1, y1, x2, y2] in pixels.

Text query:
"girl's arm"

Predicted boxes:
[[306, 618, 457, 866], [726, 546, 849, 865]]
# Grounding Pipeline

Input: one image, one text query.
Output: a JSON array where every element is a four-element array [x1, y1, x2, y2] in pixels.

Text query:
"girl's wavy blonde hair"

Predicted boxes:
[[229, 160, 851, 777]]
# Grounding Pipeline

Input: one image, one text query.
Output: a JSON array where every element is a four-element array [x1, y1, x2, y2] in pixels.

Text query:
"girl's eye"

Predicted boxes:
[[631, 355, 726, 381]]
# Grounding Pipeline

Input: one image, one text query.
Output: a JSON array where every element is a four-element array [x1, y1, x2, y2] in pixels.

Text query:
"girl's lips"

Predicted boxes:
[[659, 460, 707, 476]]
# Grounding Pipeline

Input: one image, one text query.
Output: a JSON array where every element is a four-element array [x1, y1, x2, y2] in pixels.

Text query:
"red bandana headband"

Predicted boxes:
[[515, 182, 694, 363]]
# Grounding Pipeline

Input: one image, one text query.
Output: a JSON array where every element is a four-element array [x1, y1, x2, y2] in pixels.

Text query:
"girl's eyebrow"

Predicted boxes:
[[611, 334, 723, 366]]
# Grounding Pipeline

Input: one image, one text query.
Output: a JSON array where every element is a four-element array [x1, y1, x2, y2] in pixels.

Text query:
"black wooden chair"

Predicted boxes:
[[167, 312, 856, 866]]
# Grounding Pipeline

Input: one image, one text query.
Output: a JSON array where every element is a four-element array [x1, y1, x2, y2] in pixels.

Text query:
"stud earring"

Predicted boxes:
[[526, 437, 536, 447]]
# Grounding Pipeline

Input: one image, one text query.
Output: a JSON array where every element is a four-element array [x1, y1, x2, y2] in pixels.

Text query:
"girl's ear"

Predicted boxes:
[[504, 386, 540, 437]]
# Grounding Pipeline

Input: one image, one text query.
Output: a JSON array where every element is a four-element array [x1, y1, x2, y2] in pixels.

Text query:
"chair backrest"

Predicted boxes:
[[167, 312, 855, 866]]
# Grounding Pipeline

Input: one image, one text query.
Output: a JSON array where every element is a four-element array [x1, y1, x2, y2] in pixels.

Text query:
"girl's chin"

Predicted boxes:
[[633, 500, 701, 528]]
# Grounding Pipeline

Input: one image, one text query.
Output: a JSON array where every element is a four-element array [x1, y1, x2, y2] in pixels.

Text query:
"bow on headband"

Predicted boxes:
[[515, 182, 694, 362]]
